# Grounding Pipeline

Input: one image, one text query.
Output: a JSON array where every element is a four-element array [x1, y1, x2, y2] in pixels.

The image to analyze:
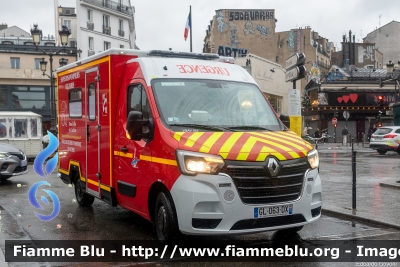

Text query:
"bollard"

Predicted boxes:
[[352, 151, 357, 210], [351, 138, 354, 153]]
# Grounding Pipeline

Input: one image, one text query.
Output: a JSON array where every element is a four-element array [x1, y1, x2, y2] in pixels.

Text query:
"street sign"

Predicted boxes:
[[285, 53, 306, 70], [332, 118, 337, 125], [285, 67, 299, 82], [343, 111, 350, 120]]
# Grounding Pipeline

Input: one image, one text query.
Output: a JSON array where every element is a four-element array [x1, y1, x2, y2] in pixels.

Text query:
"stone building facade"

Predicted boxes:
[[203, 9, 335, 90]]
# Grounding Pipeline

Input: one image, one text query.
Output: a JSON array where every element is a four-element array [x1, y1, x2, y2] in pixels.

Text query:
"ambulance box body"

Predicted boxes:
[[57, 49, 321, 242]]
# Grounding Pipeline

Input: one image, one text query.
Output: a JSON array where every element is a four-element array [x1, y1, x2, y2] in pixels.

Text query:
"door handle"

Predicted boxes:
[[120, 147, 129, 153]]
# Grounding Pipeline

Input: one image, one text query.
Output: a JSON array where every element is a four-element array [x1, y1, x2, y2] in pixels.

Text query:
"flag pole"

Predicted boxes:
[[190, 5, 192, 52]]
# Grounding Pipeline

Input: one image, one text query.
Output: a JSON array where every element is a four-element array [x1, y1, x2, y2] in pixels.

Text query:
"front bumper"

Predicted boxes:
[[170, 168, 322, 235], [0, 157, 28, 178]]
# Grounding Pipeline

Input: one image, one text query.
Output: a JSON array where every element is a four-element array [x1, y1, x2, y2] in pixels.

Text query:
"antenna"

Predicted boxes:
[[379, 14, 382, 29]]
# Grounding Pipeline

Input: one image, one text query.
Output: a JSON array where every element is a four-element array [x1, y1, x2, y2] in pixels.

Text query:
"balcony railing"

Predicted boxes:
[[88, 50, 95, 57], [317, 61, 330, 70], [118, 30, 124, 37], [87, 21, 94, 31], [103, 25, 111, 35], [81, 0, 134, 17]]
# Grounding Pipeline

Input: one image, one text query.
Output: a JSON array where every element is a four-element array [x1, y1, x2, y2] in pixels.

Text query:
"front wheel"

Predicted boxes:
[[74, 180, 95, 207], [377, 149, 387, 155], [155, 192, 180, 243]]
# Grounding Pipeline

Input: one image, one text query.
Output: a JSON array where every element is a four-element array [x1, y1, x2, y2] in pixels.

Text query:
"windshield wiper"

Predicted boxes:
[[168, 124, 235, 132], [226, 126, 274, 131]]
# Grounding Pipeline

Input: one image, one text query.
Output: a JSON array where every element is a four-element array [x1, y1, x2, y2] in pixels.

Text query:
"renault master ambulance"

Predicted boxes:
[[57, 49, 321, 242]]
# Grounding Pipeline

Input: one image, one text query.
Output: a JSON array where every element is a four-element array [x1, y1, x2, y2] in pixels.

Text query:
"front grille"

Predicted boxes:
[[231, 214, 306, 230], [222, 158, 309, 205], [14, 166, 27, 173], [9, 152, 24, 160], [1, 164, 8, 171]]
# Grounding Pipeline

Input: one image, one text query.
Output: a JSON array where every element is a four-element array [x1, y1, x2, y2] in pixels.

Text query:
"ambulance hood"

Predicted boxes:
[[173, 131, 314, 161]]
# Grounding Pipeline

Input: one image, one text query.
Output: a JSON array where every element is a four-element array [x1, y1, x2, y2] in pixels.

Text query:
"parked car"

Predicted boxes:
[[0, 143, 28, 181], [369, 126, 400, 155]]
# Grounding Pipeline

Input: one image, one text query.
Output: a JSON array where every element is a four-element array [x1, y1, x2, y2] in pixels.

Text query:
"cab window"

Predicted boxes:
[[127, 84, 151, 120]]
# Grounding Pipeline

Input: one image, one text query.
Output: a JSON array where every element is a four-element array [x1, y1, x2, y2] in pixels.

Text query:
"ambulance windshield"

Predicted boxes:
[[152, 79, 283, 132]]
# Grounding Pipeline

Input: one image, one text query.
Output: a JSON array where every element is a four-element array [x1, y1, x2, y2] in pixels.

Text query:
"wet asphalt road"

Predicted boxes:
[[1, 151, 400, 267]]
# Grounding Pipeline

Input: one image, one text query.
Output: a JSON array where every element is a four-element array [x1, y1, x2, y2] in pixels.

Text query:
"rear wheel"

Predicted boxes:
[[74, 179, 95, 207], [377, 149, 387, 155], [397, 147, 400, 155], [154, 192, 180, 243]]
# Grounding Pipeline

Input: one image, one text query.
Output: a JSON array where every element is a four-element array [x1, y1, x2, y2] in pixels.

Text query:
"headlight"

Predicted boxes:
[[307, 149, 319, 169], [0, 152, 10, 159], [176, 150, 225, 176]]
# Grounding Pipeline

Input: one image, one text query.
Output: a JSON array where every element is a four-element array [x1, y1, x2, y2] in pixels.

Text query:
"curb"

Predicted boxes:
[[322, 208, 400, 231], [379, 182, 400, 190]]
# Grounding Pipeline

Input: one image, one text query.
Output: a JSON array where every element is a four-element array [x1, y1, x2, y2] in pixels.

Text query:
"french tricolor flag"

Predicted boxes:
[[184, 12, 191, 41]]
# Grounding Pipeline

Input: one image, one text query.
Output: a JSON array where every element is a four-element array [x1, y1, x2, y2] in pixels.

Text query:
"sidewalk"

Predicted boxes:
[[317, 142, 400, 230]]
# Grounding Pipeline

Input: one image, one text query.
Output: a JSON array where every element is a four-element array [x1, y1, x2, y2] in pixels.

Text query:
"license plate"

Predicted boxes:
[[20, 161, 27, 167], [254, 204, 293, 218]]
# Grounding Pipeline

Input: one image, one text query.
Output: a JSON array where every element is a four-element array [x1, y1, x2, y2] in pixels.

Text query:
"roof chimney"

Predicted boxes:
[[0, 24, 8, 30]]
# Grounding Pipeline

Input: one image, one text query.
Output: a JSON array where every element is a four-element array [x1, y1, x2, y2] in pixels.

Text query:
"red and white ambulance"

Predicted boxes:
[[56, 49, 321, 242]]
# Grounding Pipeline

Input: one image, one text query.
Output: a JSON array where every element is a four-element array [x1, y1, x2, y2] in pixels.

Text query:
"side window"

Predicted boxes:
[[69, 88, 82, 118], [88, 83, 96, 121], [395, 129, 400, 134], [127, 84, 150, 120]]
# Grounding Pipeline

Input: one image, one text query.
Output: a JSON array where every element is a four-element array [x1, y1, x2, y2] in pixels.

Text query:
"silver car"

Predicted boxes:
[[0, 143, 28, 181], [369, 126, 400, 155]]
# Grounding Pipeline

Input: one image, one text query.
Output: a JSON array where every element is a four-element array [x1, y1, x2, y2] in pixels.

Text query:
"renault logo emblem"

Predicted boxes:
[[267, 157, 280, 177]]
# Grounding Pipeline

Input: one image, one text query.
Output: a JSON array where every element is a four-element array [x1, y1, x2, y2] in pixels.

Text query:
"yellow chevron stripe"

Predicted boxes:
[[174, 132, 183, 142], [199, 132, 224, 153], [219, 132, 243, 159], [263, 131, 313, 150], [250, 132, 308, 155], [239, 136, 298, 159], [184, 132, 204, 147]]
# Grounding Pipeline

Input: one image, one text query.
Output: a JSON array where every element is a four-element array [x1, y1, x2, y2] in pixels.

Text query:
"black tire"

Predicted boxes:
[[377, 149, 387, 155], [397, 148, 400, 155], [154, 191, 180, 243], [74, 180, 95, 207]]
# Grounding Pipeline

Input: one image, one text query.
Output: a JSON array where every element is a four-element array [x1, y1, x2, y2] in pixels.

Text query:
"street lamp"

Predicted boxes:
[[31, 24, 71, 135]]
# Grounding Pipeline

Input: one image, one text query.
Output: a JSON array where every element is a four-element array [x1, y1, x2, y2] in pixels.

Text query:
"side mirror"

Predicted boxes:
[[279, 114, 290, 128], [126, 111, 151, 141]]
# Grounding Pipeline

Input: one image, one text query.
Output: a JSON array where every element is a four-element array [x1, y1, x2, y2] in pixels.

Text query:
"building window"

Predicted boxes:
[[87, 10, 92, 21], [103, 15, 110, 35], [70, 40, 76, 47], [34, 58, 41, 70], [63, 20, 71, 30], [119, 20, 123, 31], [88, 37, 94, 50], [12, 86, 47, 109], [69, 88, 82, 118], [10, 58, 20, 69], [120, 45, 124, 48], [104, 41, 111, 50]]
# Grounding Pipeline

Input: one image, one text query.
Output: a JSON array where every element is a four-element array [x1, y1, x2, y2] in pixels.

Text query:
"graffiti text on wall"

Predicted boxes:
[[256, 25, 269, 36], [218, 46, 248, 58], [229, 10, 274, 21], [358, 45, 375, 63]]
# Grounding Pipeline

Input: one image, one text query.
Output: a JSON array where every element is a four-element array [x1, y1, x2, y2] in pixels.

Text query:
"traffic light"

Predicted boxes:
[[377, 95, 384, 106]]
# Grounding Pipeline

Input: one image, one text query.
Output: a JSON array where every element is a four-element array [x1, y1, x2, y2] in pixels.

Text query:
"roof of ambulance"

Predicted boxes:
[[56, 48, 256, 85]]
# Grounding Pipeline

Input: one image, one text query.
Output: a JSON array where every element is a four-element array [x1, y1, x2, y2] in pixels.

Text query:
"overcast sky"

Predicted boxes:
[[1, 0, 399, 54]]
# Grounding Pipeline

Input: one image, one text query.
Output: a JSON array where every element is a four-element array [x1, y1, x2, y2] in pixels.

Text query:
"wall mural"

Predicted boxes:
[[287, 31, 295, 51], [229, 22, 240, 47], [307, 64, 321, 83], [318, 93, 328, 105], [228, 10, 274, 21], [325, 69, 344, 81], [243, 22, 255, 35], [216, 10, 228, 33]]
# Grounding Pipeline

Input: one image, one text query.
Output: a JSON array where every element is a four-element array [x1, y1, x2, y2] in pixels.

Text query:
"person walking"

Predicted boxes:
[[342, 126, 349, 146], [314, 128, 320, 138]]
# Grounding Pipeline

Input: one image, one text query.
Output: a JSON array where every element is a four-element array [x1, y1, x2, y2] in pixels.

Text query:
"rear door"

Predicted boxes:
[[85, 68, 101, 197]]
